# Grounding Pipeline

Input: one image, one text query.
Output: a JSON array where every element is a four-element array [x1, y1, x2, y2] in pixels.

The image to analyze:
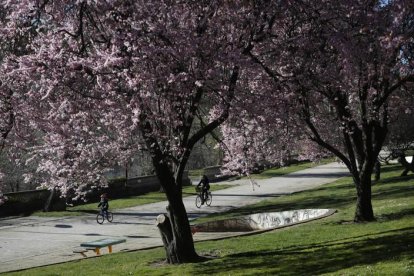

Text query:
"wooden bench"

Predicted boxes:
[[76, 238, 126, 256]]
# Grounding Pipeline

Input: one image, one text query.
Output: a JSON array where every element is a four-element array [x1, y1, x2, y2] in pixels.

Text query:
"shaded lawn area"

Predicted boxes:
[[34, 184, 233, 217], [8, 164, 414, 275]]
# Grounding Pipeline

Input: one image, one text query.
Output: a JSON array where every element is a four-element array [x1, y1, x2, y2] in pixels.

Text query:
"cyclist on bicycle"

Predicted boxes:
[[98, 193, 109, 218], [197, 175, 210, 202]]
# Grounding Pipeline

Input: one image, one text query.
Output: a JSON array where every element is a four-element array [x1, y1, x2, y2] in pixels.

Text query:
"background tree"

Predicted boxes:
[[240, 0, 414, 221], [383, 88, 414, 176]]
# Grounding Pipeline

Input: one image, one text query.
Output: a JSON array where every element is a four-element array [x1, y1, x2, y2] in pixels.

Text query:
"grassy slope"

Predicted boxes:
[[7, 164, 414, 275], [246, 158, 335, 180]]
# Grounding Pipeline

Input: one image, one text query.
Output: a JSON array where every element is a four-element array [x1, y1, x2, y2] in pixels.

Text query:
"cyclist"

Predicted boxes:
[[197, 175, 210, 202], [98, 193, 109, 219]]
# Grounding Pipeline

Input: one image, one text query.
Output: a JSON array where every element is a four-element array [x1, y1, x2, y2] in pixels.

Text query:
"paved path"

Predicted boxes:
[[0, 162, 348, 273]]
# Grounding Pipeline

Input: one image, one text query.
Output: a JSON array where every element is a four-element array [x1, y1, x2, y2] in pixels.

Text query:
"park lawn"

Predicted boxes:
[[33, 184, 234, 217], [7, 164, 414, 275], [188, 168, 205, 179], [246, 158, 336, 180]]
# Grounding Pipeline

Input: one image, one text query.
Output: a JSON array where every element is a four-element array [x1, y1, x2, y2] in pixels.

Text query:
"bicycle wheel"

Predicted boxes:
[[107, 212, 113, 222], [206, 192, 212, 206], [96, 213, 104, 224], [195, 195, 202, 208]]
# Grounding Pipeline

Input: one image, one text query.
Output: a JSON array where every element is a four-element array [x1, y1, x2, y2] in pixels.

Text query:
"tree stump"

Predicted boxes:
[[156, 213, 178, 264]]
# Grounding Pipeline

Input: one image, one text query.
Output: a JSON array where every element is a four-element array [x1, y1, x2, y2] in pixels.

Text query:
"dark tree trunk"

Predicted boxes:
[[43, 188, 55, 212], [374, 159, 381, 181], [43, 188, 66, 212], [401, 167, 409, 177], [153, 161, 200, 264], [398, 153, 414, 176], [351, 156, 376, 222], [156, 201, 201, 264], [353, 175, 374, 222], [125, 161, 128, 189]]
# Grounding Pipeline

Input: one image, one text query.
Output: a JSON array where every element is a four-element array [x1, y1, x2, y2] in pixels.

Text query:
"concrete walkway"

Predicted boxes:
[[0, 162, 348, 273]]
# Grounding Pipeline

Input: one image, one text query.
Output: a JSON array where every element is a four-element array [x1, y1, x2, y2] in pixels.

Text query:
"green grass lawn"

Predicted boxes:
[[188, 168, 205, 179], [33, 184, 233, 217], [246, 158, 335, 180], [7, 163, 414, 275]]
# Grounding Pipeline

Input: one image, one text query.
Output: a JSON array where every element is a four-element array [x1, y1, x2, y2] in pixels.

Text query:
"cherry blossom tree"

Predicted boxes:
[[0, 2, 40, 202], [219, 70, 300, 175], [2, 0, 258, 263], [239, 0, 414, 222]]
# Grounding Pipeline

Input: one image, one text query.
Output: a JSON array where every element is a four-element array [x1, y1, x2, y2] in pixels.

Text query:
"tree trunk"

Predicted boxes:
[[125, 161, 128, 189], [156, 214, 177, 264], [353, 170, 375, 222], [374, 159, 381, 181], [43, 189, 55, 212], [154, 163, 200, 264], [43, 188, 66, 212], [401, 167, 409, 176], [398, 153, 414, 176], [156, 200, 201, 263]]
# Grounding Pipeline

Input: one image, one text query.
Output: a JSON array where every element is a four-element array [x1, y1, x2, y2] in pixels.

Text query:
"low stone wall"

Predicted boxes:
[[203, 166, 220, 180], [0, 189, 57, 217], [202, 166, 234, 182], [123, 170, 191, 194]]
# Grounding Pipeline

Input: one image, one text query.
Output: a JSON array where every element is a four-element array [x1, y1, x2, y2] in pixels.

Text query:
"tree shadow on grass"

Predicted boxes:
[[193, 227, 414, 276], [292, 182, 354, 196], [376, 174, 414, 185], [373, 185, 414, 201], [377, 207, 414, 221], [379, 164, 404, 173]]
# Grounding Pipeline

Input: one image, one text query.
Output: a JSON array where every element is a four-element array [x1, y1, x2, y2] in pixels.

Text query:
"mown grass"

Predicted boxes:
[[188, 168, 205, 179], [247, 158, 336, 180], [33, 184, 233, 217], [7, 163, 414, 275]]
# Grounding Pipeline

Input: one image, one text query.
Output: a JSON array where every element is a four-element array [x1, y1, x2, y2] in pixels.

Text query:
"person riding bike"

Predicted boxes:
[[98, 193, 109, 218], [197, 175, 210, 202]]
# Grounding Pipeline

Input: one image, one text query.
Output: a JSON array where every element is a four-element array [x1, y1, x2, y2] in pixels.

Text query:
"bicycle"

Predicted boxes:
[[195, 187, 212, 208], [96, 209, 113, 224]]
